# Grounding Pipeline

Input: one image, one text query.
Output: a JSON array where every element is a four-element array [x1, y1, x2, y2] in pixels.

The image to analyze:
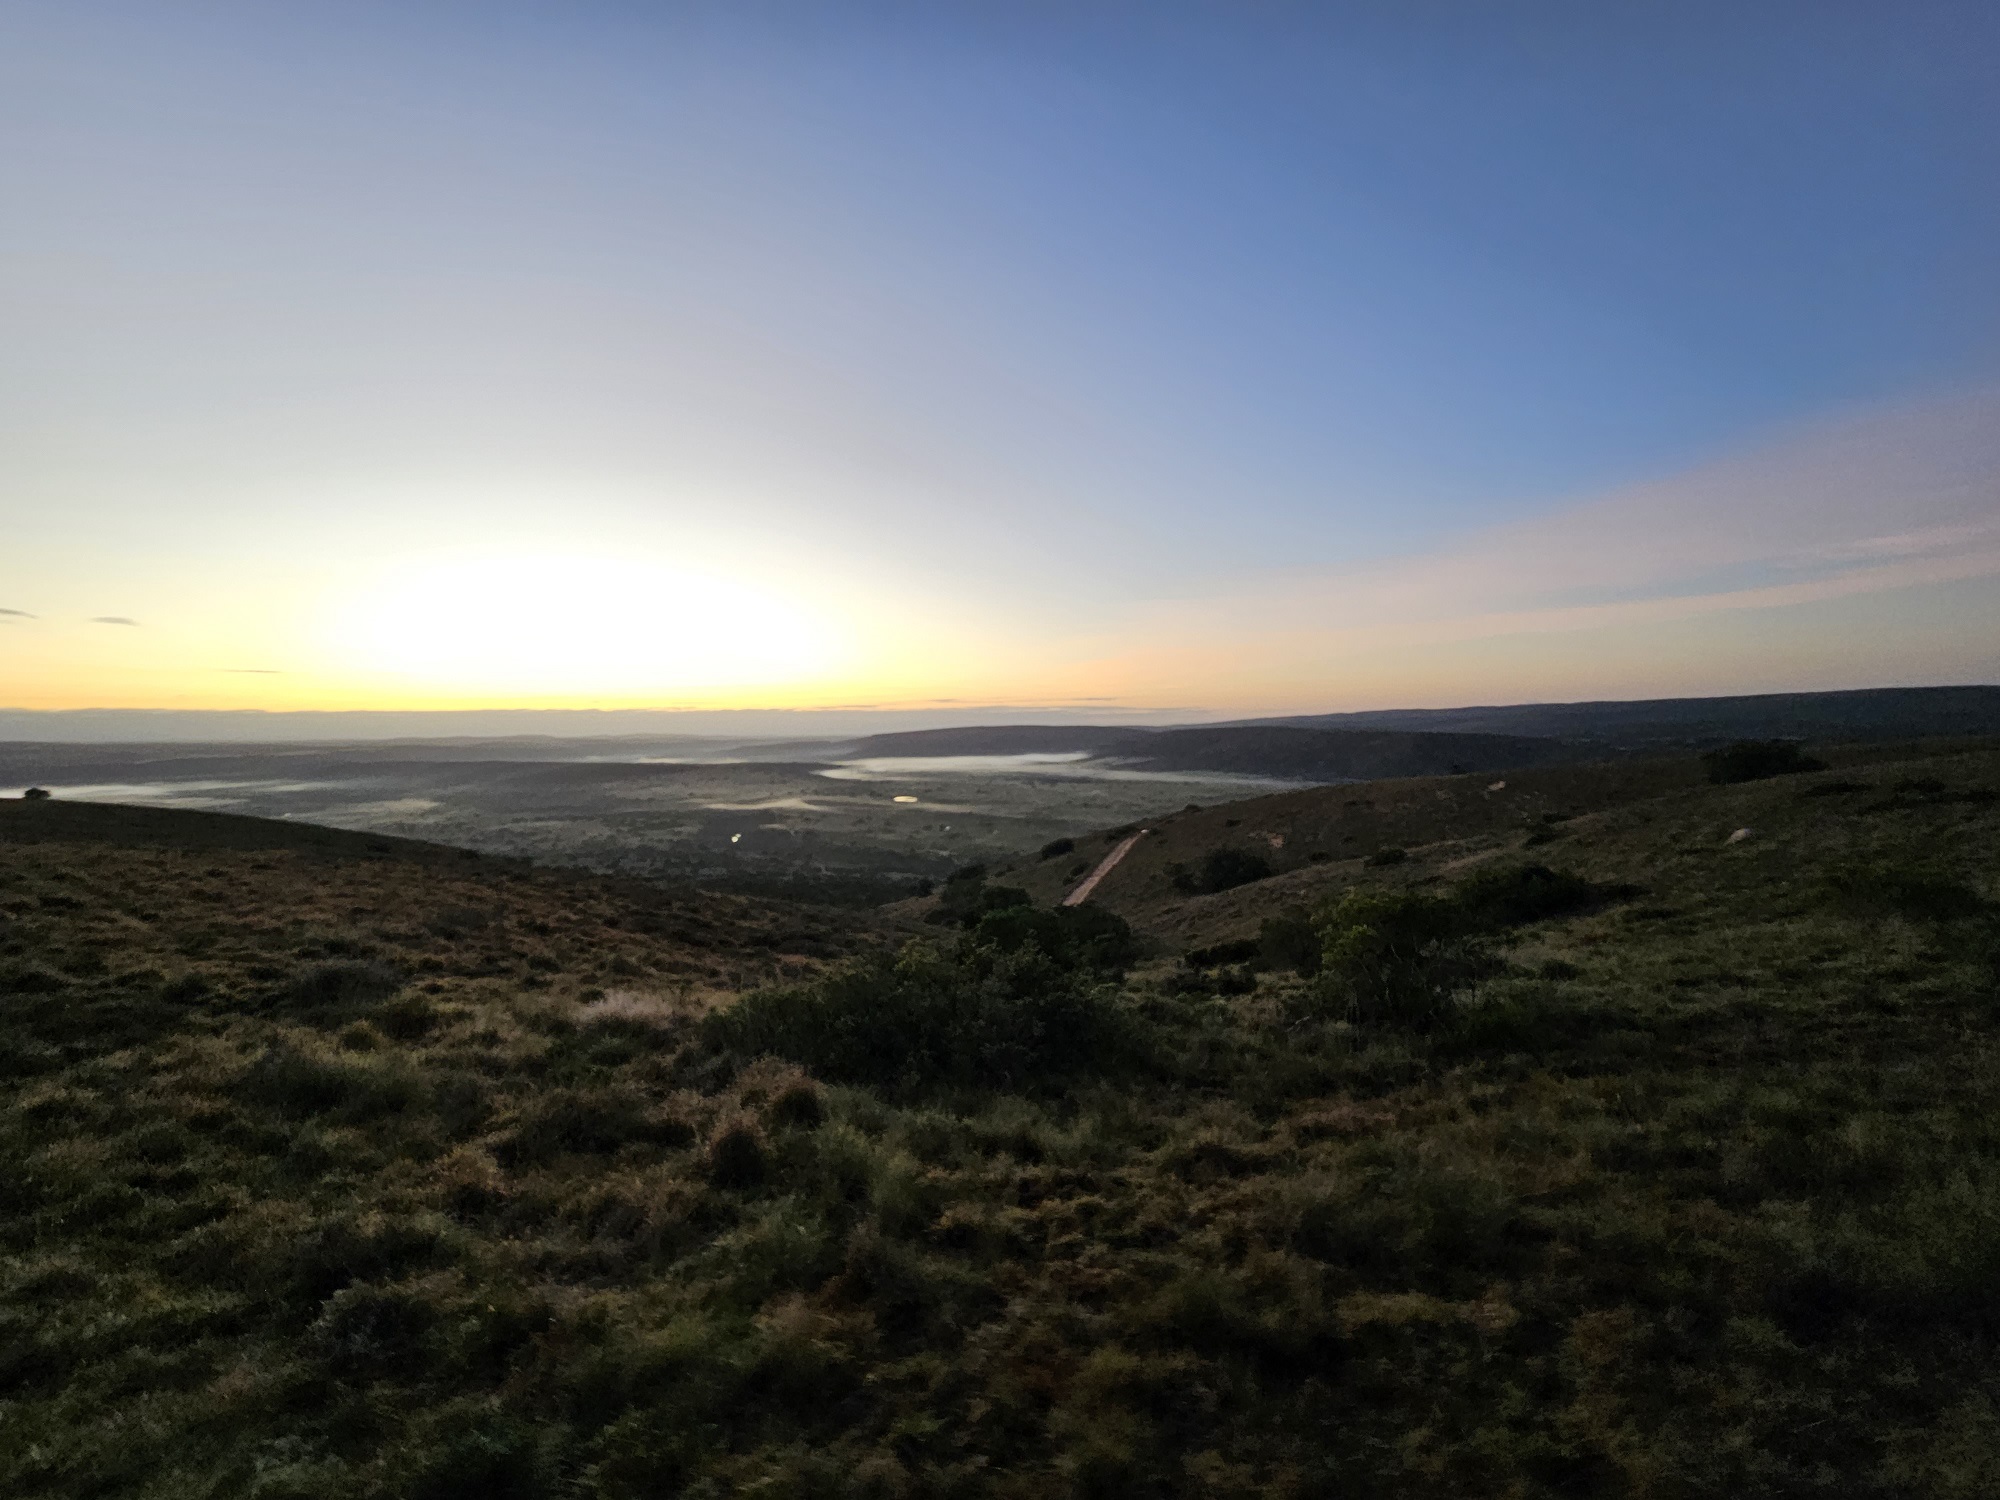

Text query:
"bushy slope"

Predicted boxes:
[[6, 747, 2000, 1497]]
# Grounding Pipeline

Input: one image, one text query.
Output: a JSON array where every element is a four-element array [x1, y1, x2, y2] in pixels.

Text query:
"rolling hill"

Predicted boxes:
[[1244, 683, 2000, 749], [7, 737, 2000, 1496]]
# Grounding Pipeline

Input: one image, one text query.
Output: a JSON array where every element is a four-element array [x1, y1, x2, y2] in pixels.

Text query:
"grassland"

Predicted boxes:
[[5, 742, 2000, 1496]]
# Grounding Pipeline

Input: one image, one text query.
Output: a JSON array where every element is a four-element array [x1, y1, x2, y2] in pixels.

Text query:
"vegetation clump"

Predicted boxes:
[[1169, 846, 1273, 894], [1257, 907, 1321, 975], [1825, 863, 1990, 923], [1307, 885, 1499, 1027], [1303, 864, 1621, 1027], [702, 922, 1137, 1095], [1704, 738, 1827, 783]]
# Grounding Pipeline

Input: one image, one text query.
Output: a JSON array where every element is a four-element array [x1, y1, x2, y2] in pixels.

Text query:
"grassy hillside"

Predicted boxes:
[[1253, 685, 2000, 748], [6, 743, 2000, 1497]]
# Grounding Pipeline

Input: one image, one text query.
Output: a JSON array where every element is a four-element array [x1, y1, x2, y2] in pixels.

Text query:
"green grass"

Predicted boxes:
[[5, 745, 2000, 1496]]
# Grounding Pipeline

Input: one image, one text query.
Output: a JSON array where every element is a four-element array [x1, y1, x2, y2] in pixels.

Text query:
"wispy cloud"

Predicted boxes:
[[218, 668, 283, 675], [1063, 390, 2000, 704], [1164, 391, 2000, 643], [90, 616, 139, 626], [0, 608, 34, 619]]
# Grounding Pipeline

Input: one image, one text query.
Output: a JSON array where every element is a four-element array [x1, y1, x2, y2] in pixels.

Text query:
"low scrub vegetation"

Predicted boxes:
[[1169, 846, 1274, 894], [7, 745, 2000, 1496], [1704, 737, 1827, 783], [702, 936, 1137, 1095]]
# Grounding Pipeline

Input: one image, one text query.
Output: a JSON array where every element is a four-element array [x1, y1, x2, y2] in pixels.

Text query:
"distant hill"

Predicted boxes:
[[1121, 724, 1571, 780], [1241, 684, 2000, 748], [833, 722, 1570, 780], [823, 724, 1147, 759]]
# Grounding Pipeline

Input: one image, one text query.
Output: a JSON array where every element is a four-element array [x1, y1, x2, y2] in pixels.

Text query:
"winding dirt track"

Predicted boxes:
[[1061, 828, 1147, 906]]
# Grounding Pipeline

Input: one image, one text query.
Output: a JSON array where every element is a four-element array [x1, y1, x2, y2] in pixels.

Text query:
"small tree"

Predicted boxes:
[[1307, 887, 1497, 1028]]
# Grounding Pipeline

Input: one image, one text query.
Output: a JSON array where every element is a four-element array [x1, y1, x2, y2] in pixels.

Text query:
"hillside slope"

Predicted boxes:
[[1252, 683, 2000, 748], [7, 745, 2000, 1496]]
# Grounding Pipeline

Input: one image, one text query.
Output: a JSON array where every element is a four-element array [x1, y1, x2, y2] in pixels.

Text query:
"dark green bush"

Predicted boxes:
[[160, 971, 210, 1004], [1306, 887, 1500, 1028], [309, 1284, 439, 1378], [926, 867, 1029, 927], [1039, 837, 1076, 860], [0, 963, 66, 997], [1825, 865, 1990, 923], [499, 1086, 655, 1164], [1703, 739, 1826, 784], [1258, 910, 1321, 975], [768, 1077, 825, 1128], [1164, 962, 1257, 998], [1364, 847, 1408, 868], [239, 1043, 424, 1121], [1185, 938, 1259, 969], [1171, 847, 1274, 895], [375, 992, 440, 1040], [281, 959, 405, 1023], [706, 1115, 768, 1188], [968, 899, 1140, 974], [702, 941, 1136, 1094], [1454, 864, 1599, 927]]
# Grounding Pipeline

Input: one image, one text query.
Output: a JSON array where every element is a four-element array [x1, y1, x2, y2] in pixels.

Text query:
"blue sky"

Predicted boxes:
[[3, 1, 1998, 713]]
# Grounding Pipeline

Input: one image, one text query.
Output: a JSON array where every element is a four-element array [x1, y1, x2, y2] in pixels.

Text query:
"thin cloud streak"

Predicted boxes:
[[90, 616, 140, 626], [1173, 391, 2000, 645]]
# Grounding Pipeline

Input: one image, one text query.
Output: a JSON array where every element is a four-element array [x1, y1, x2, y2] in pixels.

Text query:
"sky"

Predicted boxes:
[[3, 0, 1998, 720]]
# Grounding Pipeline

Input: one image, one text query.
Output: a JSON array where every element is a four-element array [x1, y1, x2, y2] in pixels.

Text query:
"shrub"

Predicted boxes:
[[1258, 910, 1321, 976], [703, 942, 1136, 1095], [239, 1043, 425, 1121], [425, 905, 493, 939], [707, 1115, 769, 1188], [1185, 938, 1259, 969], [968, 900, 1140, 974], [1364, 847, 1408, 868], [160, 972, 210, 1004], [768, 1077, 826, 1129], [1170, 848, 1274, 895], [1164, 963, 1256, 998], [1703, 739, 1826, 784], [308, 1284, 439, 1378], [0, 963, 66, 997], [375, 992, 440, 1040], [281, 959, 405, 1023], [927, 868, 1031, 927], [1039, 837, 1076, 860], [1306, 888, 1498, 1029], [1826, 865, 1989, 923], [1453, 864, 1599, 927], [499, 1086, 653, 1164]]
